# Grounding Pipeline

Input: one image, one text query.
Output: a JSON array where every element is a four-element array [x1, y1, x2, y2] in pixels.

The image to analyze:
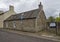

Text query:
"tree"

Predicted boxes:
[[48, 16, 55, 22], [55, 17, 60, 22]]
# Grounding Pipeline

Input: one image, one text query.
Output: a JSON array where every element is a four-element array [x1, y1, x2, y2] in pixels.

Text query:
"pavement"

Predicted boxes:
[[0, 29, 60, 42]]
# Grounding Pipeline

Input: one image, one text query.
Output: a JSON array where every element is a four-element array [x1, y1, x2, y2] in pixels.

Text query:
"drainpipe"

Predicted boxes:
[[21, 20, 23, 31], [35, 18, 38, 32], [56, 22, 58, 35]]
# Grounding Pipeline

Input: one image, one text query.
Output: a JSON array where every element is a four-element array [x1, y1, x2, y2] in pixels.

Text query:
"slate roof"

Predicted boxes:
[[0, 11, 4, 15], [5, 9, 39, 21], [0, 11, 8, 15]]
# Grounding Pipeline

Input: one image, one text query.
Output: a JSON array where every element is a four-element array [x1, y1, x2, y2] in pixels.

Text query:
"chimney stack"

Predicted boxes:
[[9, 5, 14, 12], [38, 2, 43, 10]]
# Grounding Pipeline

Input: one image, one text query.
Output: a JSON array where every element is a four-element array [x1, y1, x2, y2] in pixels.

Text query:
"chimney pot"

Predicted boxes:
[[9, 5, 14, 12]]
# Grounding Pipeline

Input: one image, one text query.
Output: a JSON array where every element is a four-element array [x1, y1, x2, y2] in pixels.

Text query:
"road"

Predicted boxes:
[[0, 30, 59, 42]]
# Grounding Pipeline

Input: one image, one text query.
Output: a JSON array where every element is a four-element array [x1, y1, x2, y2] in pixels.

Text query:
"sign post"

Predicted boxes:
[[49, 22, 56, 28], [56, 22, 58, 35], [49, 22, 57, 35]]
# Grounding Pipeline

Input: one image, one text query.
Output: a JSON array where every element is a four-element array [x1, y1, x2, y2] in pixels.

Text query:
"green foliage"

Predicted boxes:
[[48, 16, 55, 22], [55, 17, 60, 22]]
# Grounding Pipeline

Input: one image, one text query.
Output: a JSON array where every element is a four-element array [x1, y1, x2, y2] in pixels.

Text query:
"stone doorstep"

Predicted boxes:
[[1, 29, 60, 42]]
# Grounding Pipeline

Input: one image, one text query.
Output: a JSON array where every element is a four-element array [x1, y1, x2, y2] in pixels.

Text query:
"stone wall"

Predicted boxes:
[[4, 19, 36, 32], [36, 10, 46, 32], [22, 19, 35, 32]]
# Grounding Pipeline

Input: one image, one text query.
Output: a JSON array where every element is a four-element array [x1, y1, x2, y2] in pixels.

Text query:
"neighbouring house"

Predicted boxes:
[[4, 2, 46, 32], [0, 5, 16, 28]]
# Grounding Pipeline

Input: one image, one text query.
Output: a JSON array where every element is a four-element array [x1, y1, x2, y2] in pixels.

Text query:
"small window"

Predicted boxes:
[[21, 16, 23, 20]]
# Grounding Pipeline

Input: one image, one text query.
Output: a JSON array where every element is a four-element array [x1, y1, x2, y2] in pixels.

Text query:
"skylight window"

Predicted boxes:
[[21, 13, 24, 20]]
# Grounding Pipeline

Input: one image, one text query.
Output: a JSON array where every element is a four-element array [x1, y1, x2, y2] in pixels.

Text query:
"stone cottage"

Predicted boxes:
[[4, 2, 46, 32], [0, 5, 16, 28]]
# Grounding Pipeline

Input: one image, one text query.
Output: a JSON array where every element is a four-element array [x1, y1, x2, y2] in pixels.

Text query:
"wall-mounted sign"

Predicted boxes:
[[49, 22, 56, 28]]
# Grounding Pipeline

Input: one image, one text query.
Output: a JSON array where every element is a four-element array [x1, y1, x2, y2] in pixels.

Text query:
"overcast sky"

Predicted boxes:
[[0, 0, 60, 18]]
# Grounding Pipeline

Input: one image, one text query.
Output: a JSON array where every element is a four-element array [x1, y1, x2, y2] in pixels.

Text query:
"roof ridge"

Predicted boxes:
[[13, 8, 39, 15]]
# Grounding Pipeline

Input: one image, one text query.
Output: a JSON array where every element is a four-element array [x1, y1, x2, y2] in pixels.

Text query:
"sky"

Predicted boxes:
[[0, 0, 60, 18]]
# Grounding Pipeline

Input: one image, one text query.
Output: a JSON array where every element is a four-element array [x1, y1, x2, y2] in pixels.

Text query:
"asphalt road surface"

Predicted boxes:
[[0, 30, 59, 42]]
